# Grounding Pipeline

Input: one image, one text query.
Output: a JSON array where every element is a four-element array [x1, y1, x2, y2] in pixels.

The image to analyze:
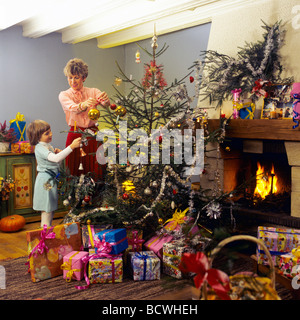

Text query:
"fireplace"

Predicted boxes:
[[222, 139, 291, 215], [201, 119, 300, 227]]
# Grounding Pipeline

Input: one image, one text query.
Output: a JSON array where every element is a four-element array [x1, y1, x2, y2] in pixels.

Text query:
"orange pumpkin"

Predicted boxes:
[[0, 215, 26, 232]]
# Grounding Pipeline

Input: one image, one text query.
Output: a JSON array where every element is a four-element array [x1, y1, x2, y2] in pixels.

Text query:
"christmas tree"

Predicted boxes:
[[60, 31, 234, 239]]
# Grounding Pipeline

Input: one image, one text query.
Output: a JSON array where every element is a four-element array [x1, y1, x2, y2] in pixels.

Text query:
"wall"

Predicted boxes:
[[0, 26, 124, 149], [0, 23, 211, 150], [201, 0, 300, 118]]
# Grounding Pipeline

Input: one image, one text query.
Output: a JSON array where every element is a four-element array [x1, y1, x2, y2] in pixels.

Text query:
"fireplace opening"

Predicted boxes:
[[223, 139, 291, 215]]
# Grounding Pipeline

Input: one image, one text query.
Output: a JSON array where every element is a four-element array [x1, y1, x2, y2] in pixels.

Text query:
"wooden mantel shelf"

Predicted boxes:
[[208, 119, 300, 141]]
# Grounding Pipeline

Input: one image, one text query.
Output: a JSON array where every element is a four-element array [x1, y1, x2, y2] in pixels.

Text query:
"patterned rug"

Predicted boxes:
[[0, 254, 294, 300], [0, 256, 184, 300]]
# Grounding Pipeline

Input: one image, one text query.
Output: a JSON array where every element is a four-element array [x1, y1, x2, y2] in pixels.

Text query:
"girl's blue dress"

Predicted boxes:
[[33, 142, 61, 212]]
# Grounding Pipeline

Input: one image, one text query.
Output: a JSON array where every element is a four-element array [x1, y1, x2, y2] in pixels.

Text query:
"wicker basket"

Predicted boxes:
[[203, 235, 280, 300]]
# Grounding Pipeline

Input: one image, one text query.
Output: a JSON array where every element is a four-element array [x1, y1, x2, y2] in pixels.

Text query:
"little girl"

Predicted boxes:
[[27, 120, 81, 227]]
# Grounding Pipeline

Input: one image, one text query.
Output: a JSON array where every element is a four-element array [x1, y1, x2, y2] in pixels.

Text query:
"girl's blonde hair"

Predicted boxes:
[[63, 58, 88, 79], [27, 120, 50, 146]]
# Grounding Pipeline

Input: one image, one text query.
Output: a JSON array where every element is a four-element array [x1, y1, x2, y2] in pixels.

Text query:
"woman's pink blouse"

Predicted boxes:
[[59, 87, 102, 128]]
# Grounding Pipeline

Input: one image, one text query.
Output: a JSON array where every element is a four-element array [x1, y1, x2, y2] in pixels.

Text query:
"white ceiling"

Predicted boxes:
[[0, 0, 256, 48]]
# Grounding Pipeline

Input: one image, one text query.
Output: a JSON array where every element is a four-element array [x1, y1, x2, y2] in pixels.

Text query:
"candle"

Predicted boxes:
[[74, 121, 77, 131]]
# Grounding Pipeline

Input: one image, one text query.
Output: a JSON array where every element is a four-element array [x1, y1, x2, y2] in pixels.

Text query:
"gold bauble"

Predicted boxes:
[[154, 112, 159, 117], [115, 106, 127, 117], [158, 218, 164, 225], [88, 108, 100, 120]]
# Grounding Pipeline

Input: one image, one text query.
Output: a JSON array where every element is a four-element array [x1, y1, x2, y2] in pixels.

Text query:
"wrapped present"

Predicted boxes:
[[26, 222, 82, 282], [144, 233, 173, 260], [61, 251, 88, 282], [257, 226, 300, 266], [128, 251, 160, 281], [11, 141, 34, 154], [127, 229, 144, 252], [88, 255, 123, 284], [239, 102, 255, 119], [95, 228, 128, 255], [291, 82, 300, 120], [278, 247, 300, 278], [81, 222, 112, 249], [9, 112, 26, 141], [163, 239, 195, 279]]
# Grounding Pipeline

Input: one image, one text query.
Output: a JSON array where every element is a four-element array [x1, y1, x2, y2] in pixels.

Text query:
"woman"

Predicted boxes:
[[59, 58, 110, 180]]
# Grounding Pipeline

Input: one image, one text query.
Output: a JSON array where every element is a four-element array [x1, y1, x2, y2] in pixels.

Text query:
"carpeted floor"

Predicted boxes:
[[0, 256, 188, 300], [0, 253, 294, 300]]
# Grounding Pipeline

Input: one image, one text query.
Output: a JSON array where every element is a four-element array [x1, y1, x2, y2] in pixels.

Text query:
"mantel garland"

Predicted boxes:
[[199, 20, 294, 108]]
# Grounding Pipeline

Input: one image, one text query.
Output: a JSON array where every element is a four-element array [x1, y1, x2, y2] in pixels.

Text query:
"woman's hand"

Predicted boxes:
[[97, 92, 110, 107], [54, 148, 62, 154], [70, 137, 82, 150], [80, 98, 98, 111]]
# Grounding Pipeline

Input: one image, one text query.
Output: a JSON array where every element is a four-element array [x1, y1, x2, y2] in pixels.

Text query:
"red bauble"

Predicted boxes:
[[110, 104, 117, 110], [122, 193, 129, 200], [84, 195, 91, 203], [172, 189, 177, 195], [189, 76, 194, 83]]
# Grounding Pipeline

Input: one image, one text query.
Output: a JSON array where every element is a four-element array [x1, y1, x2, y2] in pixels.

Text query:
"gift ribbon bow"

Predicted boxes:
[[292, 94, 300, 129], [164, 208, 189, 231], [26, 224, 56, 271], [9, 112, 26, 141], [179, 252, 231, 300], [61, 251, 81, 282], [128, 230, 144, 251], [28, 224, 56, 258], [10, 112, 25, 123], [94, 238, 112, 254]]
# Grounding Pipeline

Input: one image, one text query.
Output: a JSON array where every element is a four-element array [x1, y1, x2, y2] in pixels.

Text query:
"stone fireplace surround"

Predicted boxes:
[[202, 119, 300, 222]]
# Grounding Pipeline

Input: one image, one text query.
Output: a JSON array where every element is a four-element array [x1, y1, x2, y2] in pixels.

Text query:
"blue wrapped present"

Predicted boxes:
[[95, 228, 128, 255], [9, 112, 26, 141], [239, 103, 255, 119]]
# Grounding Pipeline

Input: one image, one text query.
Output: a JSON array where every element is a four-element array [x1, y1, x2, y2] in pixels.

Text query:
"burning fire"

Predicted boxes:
[[254, 162, 278, 200]]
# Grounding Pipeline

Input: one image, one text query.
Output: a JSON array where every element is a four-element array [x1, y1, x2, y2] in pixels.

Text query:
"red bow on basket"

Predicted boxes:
[[179, 252, 231, 300]]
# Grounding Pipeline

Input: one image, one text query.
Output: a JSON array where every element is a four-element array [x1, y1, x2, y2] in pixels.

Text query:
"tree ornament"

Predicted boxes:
[[171, 201, 176, 209], [135, 50, 141, 63], [110, 104, 117, 110], [122, 193, 129, 200], [115, 106, 127, 117], [88, 108, 100, 120], [84, 195, 91, 203], [144, 187, 152, 195], [63, 199, 70, 206], [154, 112, 160, 117], [158, 218, 164, 225], [114, 77, 122, 86]]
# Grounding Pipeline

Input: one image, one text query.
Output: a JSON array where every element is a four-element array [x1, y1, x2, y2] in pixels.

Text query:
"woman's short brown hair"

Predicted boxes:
[[27, 120, 50, 146], [63, 58, 88, 79]]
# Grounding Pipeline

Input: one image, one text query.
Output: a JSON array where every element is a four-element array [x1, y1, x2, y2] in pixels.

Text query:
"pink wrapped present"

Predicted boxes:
[[61, 251, 89, 282], [144, 233, 173, 260]]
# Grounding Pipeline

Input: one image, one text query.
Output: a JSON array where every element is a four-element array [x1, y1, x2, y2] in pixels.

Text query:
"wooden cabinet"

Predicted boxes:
[[0, 152, 37, 219]]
